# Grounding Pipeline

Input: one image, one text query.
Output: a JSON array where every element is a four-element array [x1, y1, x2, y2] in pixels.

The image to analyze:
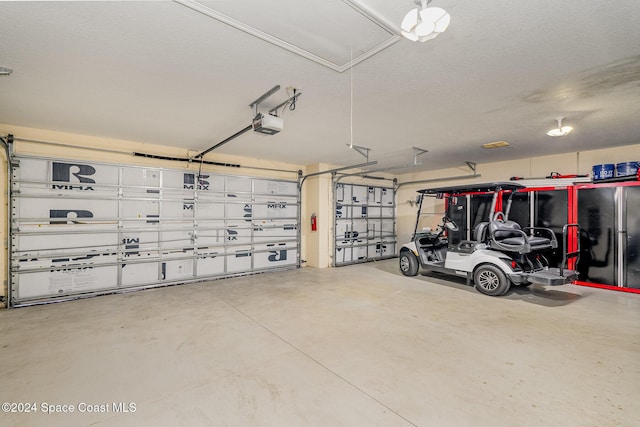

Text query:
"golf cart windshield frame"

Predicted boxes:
[[413, 182, 526, 239]]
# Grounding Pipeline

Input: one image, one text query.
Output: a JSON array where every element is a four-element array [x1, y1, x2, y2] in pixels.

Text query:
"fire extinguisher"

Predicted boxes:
[[311, 213, 317, 231]]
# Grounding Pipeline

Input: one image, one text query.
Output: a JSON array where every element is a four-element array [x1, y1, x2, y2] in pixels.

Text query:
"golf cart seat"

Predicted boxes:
[[488, 219, 557, 254], [474, 222, 489, 243]]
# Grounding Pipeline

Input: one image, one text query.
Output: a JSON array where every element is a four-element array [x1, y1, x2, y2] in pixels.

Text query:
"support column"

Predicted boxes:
[[302, 163, 332, 268]]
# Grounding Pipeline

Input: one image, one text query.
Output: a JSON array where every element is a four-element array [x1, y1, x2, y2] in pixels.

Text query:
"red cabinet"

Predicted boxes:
[[572, 181, 640, 293]]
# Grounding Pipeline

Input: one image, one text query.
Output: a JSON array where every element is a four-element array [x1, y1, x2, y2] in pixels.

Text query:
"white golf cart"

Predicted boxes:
[[399, 182, 579, 296]]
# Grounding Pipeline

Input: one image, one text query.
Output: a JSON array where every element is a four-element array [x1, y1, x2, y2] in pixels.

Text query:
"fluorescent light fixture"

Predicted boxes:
[[546, 117, 573, 137], [401, 0, 450, 42], [0, 67, 13, 76], [482, 141, 511, 149]]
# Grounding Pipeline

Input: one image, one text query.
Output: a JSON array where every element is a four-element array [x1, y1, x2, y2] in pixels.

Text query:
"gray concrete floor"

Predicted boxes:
[[1, 259, 639, 427]]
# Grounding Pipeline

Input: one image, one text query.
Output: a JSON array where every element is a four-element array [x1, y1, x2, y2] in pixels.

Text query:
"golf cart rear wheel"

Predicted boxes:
[[400, 251, 419, 276], [474, 265, 510, 296]]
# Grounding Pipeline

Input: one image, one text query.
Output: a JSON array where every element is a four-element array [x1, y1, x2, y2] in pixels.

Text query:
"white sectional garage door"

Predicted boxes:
[[334, 183, 396, 265], [9, 156, 300, 306]]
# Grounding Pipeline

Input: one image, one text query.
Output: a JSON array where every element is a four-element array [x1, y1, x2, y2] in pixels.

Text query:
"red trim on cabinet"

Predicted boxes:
[[574, 281, 640, 294]]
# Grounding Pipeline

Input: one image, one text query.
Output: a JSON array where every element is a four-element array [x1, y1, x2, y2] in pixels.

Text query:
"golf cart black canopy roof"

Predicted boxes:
[[417, 182, 525, 196]]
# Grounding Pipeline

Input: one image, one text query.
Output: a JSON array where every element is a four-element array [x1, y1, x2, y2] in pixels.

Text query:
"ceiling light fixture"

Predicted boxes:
[[0, 67, 13, 76], [482, 141, 511, 149], [400, 0, 450, 42], [546, 117, 573, 137]]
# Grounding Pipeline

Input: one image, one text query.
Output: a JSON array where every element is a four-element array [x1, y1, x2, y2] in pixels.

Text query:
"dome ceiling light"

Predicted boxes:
[[546, 117, 573, 137], [400, 0, 451, 42]]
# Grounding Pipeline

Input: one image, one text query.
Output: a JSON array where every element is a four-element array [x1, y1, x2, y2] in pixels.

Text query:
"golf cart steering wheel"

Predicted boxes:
[[493, 211, 506, 222], [442, 216, 459, 232]]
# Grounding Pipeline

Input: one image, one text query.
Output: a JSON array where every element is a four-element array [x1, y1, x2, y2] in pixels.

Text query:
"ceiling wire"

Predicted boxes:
[[289, 88, 297, 111], [349, 46, 354, 149], [274, 87, 300, 117]]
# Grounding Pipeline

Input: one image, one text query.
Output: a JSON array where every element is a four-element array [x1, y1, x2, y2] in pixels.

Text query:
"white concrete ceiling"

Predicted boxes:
[[1, 0, 639, 173]]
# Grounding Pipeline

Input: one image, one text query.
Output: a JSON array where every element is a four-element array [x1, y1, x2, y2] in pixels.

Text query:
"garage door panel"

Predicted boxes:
[[14, 244, 118, 271], [352, 205, 368, 218], [196, 255, 225, 276], [225, 224, 252, 244], [9, 156, 300, 306], [335, 204, 351, 219], [227, 176, 252, 192], [253, 198, 297, 219], [334, 183, 396, 266], [227, 248, 252, 273], [253, 179, 297, 196], [160, 230, 194, 252], [381, 188, 394, 205], [227, 202, 253, 220], [121, 199, 159, 221], [15, 232, 118, 252], [162, 170, 188, 190], [351, 186, 367, 205], [121, 261, 160, 286], [253, 222, 297, 243], [381, 207, 394, 218], [335, 183, 352, 204], [15, 265, 119, 300], [368, 241, 396, 258], [352, 219, 368, 238], [352, 242, 367, 261], [196, 224, 226, 246], [335, 220, 354, 241], [335, 246, 352, 263], [367, 219, 382, 235], [368, 206, 382, 218], [163, 199, 195, 218], [15, 159, 120, 200], [120, 231, 161, 259], [381, 219, 395, 234], [181, 173, 225, 193], [254, 243, 296, 269], [122, 167, 161, 188], [197, 199, 226, 218], [162, 259, 195, 281], [16, 197, 118, 227]]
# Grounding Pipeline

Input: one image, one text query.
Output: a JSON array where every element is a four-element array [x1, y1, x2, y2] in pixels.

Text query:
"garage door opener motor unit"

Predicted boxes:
[[253, 113, 283, 135]]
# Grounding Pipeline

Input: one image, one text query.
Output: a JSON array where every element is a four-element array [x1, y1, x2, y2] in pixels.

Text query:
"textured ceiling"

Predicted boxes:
[[1, 0, 639, 173]]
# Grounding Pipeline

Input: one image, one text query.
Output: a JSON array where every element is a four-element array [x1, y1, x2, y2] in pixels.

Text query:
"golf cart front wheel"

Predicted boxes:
[[399, 251, 419, 276], [474, 265, 510, 296]]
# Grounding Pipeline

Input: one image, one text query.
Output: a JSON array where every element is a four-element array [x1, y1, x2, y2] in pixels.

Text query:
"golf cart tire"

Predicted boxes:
[[399, 251, 419, 276], [474, 264, 511, 296]]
